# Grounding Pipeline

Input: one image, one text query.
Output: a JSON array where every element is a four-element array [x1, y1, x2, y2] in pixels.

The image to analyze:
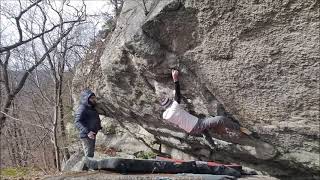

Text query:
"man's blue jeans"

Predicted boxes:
[[81, 138, 96, 157]]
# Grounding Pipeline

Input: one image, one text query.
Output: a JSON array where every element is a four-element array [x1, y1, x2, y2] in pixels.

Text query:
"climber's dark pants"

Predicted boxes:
[[190, 116, 240, 135], [81, 138, 96, 157]]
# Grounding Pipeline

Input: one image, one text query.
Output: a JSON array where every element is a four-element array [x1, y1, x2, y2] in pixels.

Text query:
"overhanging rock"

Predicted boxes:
[[72, 0, 320, 178]]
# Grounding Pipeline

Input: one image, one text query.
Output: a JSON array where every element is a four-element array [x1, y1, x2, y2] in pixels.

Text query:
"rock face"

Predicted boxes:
[[73, 0, 319, 178]]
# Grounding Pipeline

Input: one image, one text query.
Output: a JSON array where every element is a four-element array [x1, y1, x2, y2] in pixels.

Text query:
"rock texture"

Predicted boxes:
[[72, 0, 319, 179]]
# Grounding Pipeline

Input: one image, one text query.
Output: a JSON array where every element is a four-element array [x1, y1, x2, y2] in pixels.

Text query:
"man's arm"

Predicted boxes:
[[172, 70, 181, 104], [174, 81, 181, 104], [97, 116, 102, 131], [74, 106, 89, 135]]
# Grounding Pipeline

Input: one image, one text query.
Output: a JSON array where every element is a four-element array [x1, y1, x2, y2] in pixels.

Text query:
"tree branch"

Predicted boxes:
[[12, 23, 76, 97], [0, 111, 52, 132], [15, 17, 23, 42], [0, 19, 84, 53], [17, 0, 43, 20], [31, 69, 55, 105], [41, 34, 58, 84], [15, 0, 43, 45]]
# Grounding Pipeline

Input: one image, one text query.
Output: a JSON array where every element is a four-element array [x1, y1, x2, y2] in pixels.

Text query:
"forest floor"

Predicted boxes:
[[0, 167, 46, 179], [1, 168, 279, 180]]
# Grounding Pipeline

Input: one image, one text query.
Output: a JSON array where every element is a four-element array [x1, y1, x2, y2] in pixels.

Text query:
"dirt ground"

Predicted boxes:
[[40, 171, 279, 180], [0, 169, 279, 180]]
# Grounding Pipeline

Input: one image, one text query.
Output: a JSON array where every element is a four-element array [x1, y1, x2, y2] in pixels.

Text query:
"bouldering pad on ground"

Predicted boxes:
[[82, 157, 241, 177], [156, 156, 242, 171]]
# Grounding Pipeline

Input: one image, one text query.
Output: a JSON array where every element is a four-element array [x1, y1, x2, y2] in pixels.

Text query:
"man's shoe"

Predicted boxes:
[[251, 131, 260, 139], [82, 164, 89, 171]]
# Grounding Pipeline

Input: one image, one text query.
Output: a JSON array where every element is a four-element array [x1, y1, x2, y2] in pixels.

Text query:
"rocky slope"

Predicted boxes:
[[72, 0, 319, 179]]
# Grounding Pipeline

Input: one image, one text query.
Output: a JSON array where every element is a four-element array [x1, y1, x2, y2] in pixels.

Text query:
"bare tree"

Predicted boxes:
[[0, 0, 88, 172], [1, 0, 112, 171], [0, 0, 85, 135], [110, 0, 124, 17]]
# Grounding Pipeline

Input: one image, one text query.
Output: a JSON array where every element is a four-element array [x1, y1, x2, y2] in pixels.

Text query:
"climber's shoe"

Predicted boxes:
[[240, 127, 261, 139], [240, 127, 252, 136]]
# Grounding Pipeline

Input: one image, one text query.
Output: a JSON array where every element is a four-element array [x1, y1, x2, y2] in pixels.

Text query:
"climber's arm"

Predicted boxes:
[[172, 70, 181, 104]]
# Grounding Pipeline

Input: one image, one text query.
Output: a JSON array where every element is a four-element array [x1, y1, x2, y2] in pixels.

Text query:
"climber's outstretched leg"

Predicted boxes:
[[191, 116, 243, 138], [191, 116, 277, 160]]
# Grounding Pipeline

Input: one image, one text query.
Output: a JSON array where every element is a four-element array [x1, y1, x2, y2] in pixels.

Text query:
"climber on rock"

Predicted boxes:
[[159, 69, 253, 143], [75, 89, 102, 158]]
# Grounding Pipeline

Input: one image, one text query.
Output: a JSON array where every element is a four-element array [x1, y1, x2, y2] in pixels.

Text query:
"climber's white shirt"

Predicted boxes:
[[162, 101, 198, 133]]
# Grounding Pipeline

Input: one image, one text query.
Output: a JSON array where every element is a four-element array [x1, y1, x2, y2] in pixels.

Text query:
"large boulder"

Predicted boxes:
[[72, 0, 319, 178]]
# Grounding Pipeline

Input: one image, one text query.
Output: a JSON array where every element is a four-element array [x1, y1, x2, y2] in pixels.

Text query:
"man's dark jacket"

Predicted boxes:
[[74, 90, 102, 138]]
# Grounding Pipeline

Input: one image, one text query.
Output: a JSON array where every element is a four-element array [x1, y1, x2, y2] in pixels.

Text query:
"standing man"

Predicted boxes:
[[160, 70, 252, 142], [75, 89, 102, 157]]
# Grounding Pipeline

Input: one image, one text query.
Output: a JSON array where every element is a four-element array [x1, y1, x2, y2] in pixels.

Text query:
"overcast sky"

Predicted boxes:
[[82, 0, 113, 15], [0, 0, 113, 45]]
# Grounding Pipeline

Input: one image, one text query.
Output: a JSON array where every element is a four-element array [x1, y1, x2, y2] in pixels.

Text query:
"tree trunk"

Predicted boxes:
[[13, 102, 27, 167], [58, 54, 70, 161], [59, 93, 70, 161], [17, 125, 27, 166], [23, 127, 32, 166], [115, 0, 119, 16], [0, 79, 2, 109], [12, 118, 23, 166], [0, 96, 14, 135], [5, 129, 17, 166], [42, 142, 49, 170], [53, 100, 61, 171], [53, 80, 61, 171], [52, 147, 57, 170]]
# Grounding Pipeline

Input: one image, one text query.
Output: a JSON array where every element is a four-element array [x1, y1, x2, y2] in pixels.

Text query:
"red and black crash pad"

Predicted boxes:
[[82, 157, 242, 177], [156, 156, 242, 171]]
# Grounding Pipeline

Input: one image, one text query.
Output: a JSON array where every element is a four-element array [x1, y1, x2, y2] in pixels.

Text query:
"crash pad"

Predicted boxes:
[[156, 156, 242, 171], [82, 157, 241, 177]]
